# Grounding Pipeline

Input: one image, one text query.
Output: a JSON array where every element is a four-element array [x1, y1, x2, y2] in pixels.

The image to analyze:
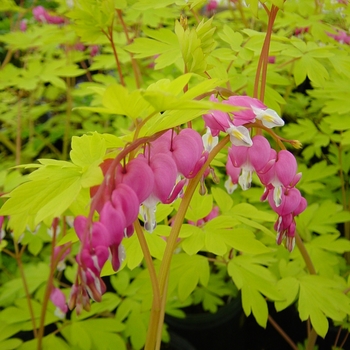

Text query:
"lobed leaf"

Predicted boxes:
[[171, 254, 210, 301]]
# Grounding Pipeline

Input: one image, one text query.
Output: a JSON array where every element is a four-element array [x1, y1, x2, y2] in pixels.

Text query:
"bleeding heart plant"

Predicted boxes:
[[0, 1, 350, 350]]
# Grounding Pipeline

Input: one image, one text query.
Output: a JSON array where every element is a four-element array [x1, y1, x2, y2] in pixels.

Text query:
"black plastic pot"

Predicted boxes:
[[161, 331, 197, 350], [164, 297, 243, 350]]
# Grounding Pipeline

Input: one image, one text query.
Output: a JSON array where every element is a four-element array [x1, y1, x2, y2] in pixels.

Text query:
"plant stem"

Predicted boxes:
[[0, 49, 13, 69], [134, 222, 160, 303], [14, 240, 38, 338], [295, 232, 318, 350], [268, 315, 298, 350], [37, 218, 59, 350], [253, 5, 279, 101], [134, 220, 162, 349], [336, 142, 350, 262], [79, 60, 93, 82], [116, 9, 142, 88], [103, 19, 125, 87], [334, 326, 343, 349], [339, 331, 349, 349], [62, 77, 73, 160], [295, 232, 316, 275], [155, 273, 169, 350], [306, 328, 318, 350], [16, 91, 23, 165], [235, 0, 249, 29], [259, 6, 278, 102], [145, 135, 230, 349]]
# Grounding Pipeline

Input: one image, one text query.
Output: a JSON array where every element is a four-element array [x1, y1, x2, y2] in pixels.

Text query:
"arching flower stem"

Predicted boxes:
[[83, 131, 166, 249], [134, 219, 161, 313], [253, 5, 279, 102], [145, 135, 230, 350]]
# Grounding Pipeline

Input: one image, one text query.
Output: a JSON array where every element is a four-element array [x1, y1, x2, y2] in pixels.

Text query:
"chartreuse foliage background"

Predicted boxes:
[[0, 0, 350, 349]]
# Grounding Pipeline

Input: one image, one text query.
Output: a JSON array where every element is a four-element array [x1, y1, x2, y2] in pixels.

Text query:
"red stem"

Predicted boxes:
[[116, 9, 142, 88], [103, 19, 125, 87], [253, 5, 279, 101]]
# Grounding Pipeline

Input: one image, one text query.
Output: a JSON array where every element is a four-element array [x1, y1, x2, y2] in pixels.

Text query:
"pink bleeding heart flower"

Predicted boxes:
[[148, 153, 178, 203], [50, 287, 68, 318], [99, 202, 126, 245], [147, 129, 173, 156], [225, 155, 241, 194], [224, 95, 266, 126], [268, 188, 307, 251], [224, 95, 284, 128], [90, 45, 99, 57], [90, 158, 116, 213], [111, 183, 140, 237], [228, 135, 271, 190], [115, 157, 155, 203], [207, 0, 218, 12], [74, 216, 110, 248], [75, 42, 85, 51], [327, 30, 350, 45], [76, 246, 109, 301], [33, 6, 47, 22], [148, 129, 204, 178], [295, 27, 309, 36], [32, 6, 64, 24], [74, 216, 111, 299], [20, 20, 27, 32], [268, 187, 302, 216], [171, 129, 204, 178], [275, 213, 295, 251], [258, 150, 298, 207], [53, 243, 71, 271], [203, 95, 232, 137], [294, 195, 307, 216], [69, 284, 91, 315], [98, 202, 128, 270], [109, 243, 126, 273], [141, 153, 178, 232], [47, 14, 65, 25]]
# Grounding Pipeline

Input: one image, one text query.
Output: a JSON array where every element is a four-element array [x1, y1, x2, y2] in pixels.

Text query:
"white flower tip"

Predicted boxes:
[[238, 170, 252, 191], [54, 307, 66, 319], [202, 127, 218, 152], [273, 186, 282, 207], [286, 236, 295, 252], [227, 125, 253, 147], [253, 107, 284, 128], [224, 178, 237, 194]]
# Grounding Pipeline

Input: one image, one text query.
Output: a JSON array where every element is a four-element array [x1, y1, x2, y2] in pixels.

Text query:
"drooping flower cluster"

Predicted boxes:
[[327, 29, 350, 45], [32, 6, 65, 25], [204, 95, 307, 252], [69, 94, 306, 310], [294, 27, 309, 36], [203, 95, 284, 148], [70, 128, 206, 311], [206, 0, 218, 13], [27, 6, 98, 57]]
